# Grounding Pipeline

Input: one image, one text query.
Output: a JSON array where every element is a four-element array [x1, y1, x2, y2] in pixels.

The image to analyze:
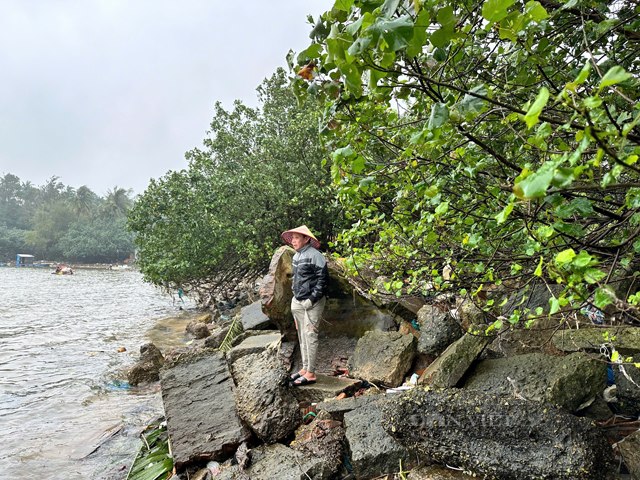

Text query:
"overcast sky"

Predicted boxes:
[[0, 1, 333, 196]]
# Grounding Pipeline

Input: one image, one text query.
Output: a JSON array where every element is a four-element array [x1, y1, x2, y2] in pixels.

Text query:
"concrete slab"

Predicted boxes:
[[290, 374, 362, 403], [241, 301, 275, 331], [160, 351, 248, 468], [226, 332, 281, 365]]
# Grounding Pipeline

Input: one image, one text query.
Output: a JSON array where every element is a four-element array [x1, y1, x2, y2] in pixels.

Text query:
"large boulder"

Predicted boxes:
[[619, 428, 640, 479], [553, 326, 640, 355], [416, 305, 463, 356], [344, 398, 425, 480], [204, 326, 230, 349], [259, 246, 296, 342], [215, 443, 332, 480], [382, 388, 616, 480], [290, 410, 345, 475], [418, 331, 493, 388], [127, 343, 165, 386], [347, 330, 417, 387], [160, 350, 249, 468], [241, 300, 275, 331], [463, 352, 607, 412], [231, 351, 300, 444]]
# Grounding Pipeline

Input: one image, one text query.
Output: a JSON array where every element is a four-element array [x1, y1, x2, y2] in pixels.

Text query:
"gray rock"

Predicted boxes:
[[463, 352, 607, 412], [613, 356, 640, 417], [344, 398, 425, 480], [160, 350, 248, 468], [215, 443, 332, 480], [315, 395, 385, 421], [457, 299, 485, 330], [226, 332, 281, 366], [186, 320, 211, 339], [418, 331, 492, 388], [231, 351, 300, 443], [416, 305, 463, 356], [576, 395, 613, 422], [127, 343, 165, 386], [618, 428, 640, 479], [553, 326, 640, 355], [382, 388, 615, 480], [259, 246, 297, 342], [290, 374, 362, 403], [408, 465, 476, 480], [290, 410, 344, 474], [204, 326, 229, 349], [347, 330, 417, 387], [241, 301, 274, 331]]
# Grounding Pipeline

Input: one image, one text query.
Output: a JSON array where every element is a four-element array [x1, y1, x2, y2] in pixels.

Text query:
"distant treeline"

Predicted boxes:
[[0, 173, 136, 262]]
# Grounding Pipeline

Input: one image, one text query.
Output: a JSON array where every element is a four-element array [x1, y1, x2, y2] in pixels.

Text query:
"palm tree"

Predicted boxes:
[[72, 185, 94, 217], [103, 186, 132, 218]]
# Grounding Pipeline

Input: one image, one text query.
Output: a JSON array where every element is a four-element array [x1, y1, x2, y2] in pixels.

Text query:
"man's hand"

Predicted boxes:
[[301, 299, 313, 310]]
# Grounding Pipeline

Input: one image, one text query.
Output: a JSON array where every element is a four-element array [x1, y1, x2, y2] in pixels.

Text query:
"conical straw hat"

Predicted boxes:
[[281, 225, 320, 249]]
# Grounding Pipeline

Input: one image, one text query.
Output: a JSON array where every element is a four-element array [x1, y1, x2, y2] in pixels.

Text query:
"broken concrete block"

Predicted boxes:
[[160, 351, 248, 468]]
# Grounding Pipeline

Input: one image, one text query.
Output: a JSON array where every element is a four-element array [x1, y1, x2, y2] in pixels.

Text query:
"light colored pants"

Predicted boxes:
[[291, 296, 326, 373]]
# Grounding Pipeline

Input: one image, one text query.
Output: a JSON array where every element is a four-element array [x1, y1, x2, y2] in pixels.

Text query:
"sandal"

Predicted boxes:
[[293, 377, 316, 387], [290, 372, 302, 381]]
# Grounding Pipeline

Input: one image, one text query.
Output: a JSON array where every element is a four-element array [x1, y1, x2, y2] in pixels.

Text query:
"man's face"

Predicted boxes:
[[291, 233, 309, 250]]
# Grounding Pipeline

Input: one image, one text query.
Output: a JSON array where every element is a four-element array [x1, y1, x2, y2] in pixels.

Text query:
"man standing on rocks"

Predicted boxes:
[[282, 225, 329, 386]]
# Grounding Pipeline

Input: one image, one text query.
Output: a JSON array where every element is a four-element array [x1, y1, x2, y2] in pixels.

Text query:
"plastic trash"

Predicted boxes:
[[410, 373, 419, 385]]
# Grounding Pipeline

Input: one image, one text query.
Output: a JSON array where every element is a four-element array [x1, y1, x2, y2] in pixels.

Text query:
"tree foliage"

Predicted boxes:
[[127, 70, 344, 298], [290, 0, 640, 324]]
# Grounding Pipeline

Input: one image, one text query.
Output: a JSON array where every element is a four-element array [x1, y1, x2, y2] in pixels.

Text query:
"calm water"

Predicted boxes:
[[0, 267, 198, 479]]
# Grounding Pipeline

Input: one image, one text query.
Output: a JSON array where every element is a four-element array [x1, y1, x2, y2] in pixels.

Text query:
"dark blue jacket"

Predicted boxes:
[[292, 244, 329, 303]]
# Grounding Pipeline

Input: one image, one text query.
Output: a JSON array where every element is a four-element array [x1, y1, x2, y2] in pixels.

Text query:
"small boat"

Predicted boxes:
[[53, 266, 74, 275]]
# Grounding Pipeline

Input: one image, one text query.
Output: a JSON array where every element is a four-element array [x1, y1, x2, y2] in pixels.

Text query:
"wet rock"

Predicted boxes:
[[344, 398, 425, 480], [277, 340, 296, 370], [290, 375, 362, 403], [290, 410, 345, 474], [241, 300, 275, 331], [194, 313, 213, 324], [418, 331, 492, 388], [382, 388, 615, 480], [575, 395, 613, 422], [463, 352, 607, 412], [259, 246, 296, 342], [226, 332, 282, 366], [186, 320, 211, 339], [204, 326, 229, 349], [160, 350, 248, 468], [416, 305, 463, 356], [127, 343, 165, 386], [408, 465, 476, 480], [618, 428, 640, 479], [347, 330, 416, 387], [315, 395, 385, 421], [613, 356, 640, 416], [231, 351, 300, 444], [215, 443, 332, 480], [457, 299, 485, 331], [553, 326, 640, 355]]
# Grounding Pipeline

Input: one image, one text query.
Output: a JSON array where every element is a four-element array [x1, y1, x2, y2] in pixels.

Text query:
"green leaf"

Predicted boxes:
[[495, 202, 514, 223], [555, 248, 576, 265], [524, 1, 548, 21], [599, 66, 632, 90], [380, 15, 415, 51], [514, 160, 557, 199], [575, 62, 591, 84], [435, 202, 449, 215], [352, 156, 366, 173], [572, 250, 593, 267], [523, 86, 549, 129], [549, 297, 560, 315], [427, 103, 449, 130], [334, 0, 355, 12], [585, 268, 606, 284], [482, 0, 515, 23], [594, 287, 614, 309], [611, 350, 620, 362], [534, 256, 544, 276]]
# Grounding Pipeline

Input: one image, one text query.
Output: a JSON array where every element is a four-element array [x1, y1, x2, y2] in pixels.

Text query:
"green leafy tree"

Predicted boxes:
[[59, 217, 136, 262], [24, 200, 76, 258], [102, 186, 133, 218], [128, 69, 343, 298], [290, 0, 640, 326]]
